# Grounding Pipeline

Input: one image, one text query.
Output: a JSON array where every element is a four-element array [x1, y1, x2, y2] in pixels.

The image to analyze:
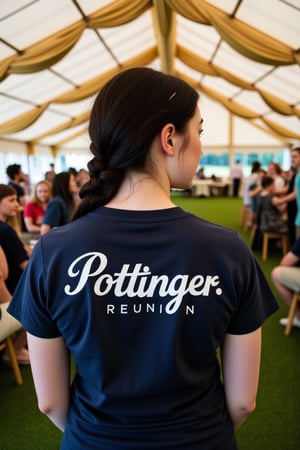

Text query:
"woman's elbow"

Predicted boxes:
[[229, 399, 257, 430], [38, 400, 53, 416], [27, 225, 37, 232], [241, 398, 256, 415]]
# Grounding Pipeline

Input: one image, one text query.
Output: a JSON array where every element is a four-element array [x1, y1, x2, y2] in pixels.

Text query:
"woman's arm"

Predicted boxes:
[[0, 246, 9, 279], [280, 251, 299, 266], [0, 269, 12, 303], [24, 216, 41, 233], [273, 187, 296, 206], [271, 195, 287, 213], [248, 185, 261, 198], [0, 246, 12, 303], [27, 333, 71, 431], [221, 328, 261, 430], [40, 223, 51, 235]]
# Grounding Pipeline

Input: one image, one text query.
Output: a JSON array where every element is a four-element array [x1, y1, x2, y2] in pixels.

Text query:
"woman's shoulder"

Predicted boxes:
[[24, 201, 36, 211], [0, 221, 12, 233], [0, 222, 21, 246], [50, 196, 67, 206], [46, 196, 67, 210]]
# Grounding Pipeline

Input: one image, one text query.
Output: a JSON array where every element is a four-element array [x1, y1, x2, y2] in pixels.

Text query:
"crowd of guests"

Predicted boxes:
[[195, 150, 300, 332], [1, 147, 300, 365], [242, 149, 300, 247], [242, 147, 300, 329], [0, 163, 90, 364]]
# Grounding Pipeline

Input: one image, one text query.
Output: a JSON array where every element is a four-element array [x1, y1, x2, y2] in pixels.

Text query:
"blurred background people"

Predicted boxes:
[[195, 167, 206, 180], [230, 159, 243, 197], [0, 245, 28, 364], [273, 147, 300, 247], [0, 184, 30, 364], [267, 162, 285, 190], [242, 161, 261, 227], [40, 171, 77, 235], [23, 180, 52, 235], [45, 162, 56, 184], [256, 175, 288, 234], [272, 237, 300, 329], [6, 163, 28, 206]]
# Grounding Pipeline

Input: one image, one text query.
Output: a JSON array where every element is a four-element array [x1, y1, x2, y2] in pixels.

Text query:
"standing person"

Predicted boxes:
[[23, 180, 52, 234], [267, 162, 285, 190], [242, 161, 261, 227], [8, 68, 278, 450], [40, 172, 77, 235], [295, 164, 300, 240], [273, 147, 300, 246], [45, 162, 56, 184], [6, 163, 27, 207], [230, 159, 243, 197]]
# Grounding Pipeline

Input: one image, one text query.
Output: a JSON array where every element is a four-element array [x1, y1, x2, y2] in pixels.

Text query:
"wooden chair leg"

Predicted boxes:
[[262, 234, 268, 260], [282, 236, 289, 256], [4, 337, 23, 385], [239, 205, 250, 230], [285, 292, 300, 336], [249, 224, 257, 249], [239, 206, 245, 227], [243, 207, 250, 231]]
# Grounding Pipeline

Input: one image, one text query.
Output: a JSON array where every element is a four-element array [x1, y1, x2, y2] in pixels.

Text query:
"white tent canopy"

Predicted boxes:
[[0, 0, 299, 167]]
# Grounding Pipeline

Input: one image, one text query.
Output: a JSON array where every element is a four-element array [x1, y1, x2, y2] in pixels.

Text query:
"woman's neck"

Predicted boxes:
[[105, 172, 175, 210]]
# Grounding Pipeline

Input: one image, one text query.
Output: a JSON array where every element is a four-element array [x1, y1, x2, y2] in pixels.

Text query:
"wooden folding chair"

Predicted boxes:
[[239, 205, 251, 231], [0, 336, 23, 385], [284, 292, 300, 336], [262, 231, 289, 261]]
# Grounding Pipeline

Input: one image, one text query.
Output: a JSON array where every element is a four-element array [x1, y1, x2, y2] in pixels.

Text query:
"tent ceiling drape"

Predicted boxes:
[[0, 0, 299, 154]]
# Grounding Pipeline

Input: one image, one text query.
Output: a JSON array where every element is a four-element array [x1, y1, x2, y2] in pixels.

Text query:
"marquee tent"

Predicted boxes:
[[0, 0, 299, 162]]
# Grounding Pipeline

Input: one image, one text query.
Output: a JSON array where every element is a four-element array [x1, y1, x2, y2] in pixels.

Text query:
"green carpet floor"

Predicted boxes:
[[0, 195, 299, 449]]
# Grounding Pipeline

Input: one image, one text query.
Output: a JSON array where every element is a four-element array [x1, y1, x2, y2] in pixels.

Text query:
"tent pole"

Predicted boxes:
[[228, 112, 234, 172]]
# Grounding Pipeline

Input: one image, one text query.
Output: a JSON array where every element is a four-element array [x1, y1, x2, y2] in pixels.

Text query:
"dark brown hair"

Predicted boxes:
[[52, 172, 74, 208], [0, 184, 16, 200], [72, 67, 199, 220]]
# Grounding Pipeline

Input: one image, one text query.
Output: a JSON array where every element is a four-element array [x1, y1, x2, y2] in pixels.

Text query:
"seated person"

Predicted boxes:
[[195, 167, 205, 179], [0, 245, 29, 364], [41, 172, 77, 235], [267, 162, 285, 190], [23, 180, 52, 234], [271, 237, 300, 329], [0, 184, 30, 292], [256, 175, 288, 233]]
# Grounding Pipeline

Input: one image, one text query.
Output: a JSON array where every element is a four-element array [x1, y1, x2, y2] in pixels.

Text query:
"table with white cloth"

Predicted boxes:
[[191, 179, 232, 197]]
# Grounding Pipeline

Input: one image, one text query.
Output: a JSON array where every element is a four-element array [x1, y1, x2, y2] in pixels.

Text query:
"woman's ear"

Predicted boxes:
[[160, 123, 175, 156]]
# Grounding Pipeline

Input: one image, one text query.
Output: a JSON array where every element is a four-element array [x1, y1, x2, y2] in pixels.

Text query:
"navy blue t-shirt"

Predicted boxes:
[[0, 221, 28, 293], [42, 195, 69, 228], [8, 180, 24, 204], [8, 207, 278, 449]]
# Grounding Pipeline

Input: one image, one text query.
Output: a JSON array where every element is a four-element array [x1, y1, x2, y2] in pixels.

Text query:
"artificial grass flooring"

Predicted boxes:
[[0, 195, 299, 449]]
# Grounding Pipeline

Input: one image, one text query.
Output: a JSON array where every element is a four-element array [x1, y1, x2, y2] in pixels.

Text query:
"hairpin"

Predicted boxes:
[[168, 92, 177, 101]]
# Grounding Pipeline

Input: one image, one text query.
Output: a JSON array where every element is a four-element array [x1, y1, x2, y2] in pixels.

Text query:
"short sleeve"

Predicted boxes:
[[0, 226, 28, 265], [23, 202, 33, 218], [291, 239, 300, 258], [42, 199, 61, 227], [226, 237, 279, 334]]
